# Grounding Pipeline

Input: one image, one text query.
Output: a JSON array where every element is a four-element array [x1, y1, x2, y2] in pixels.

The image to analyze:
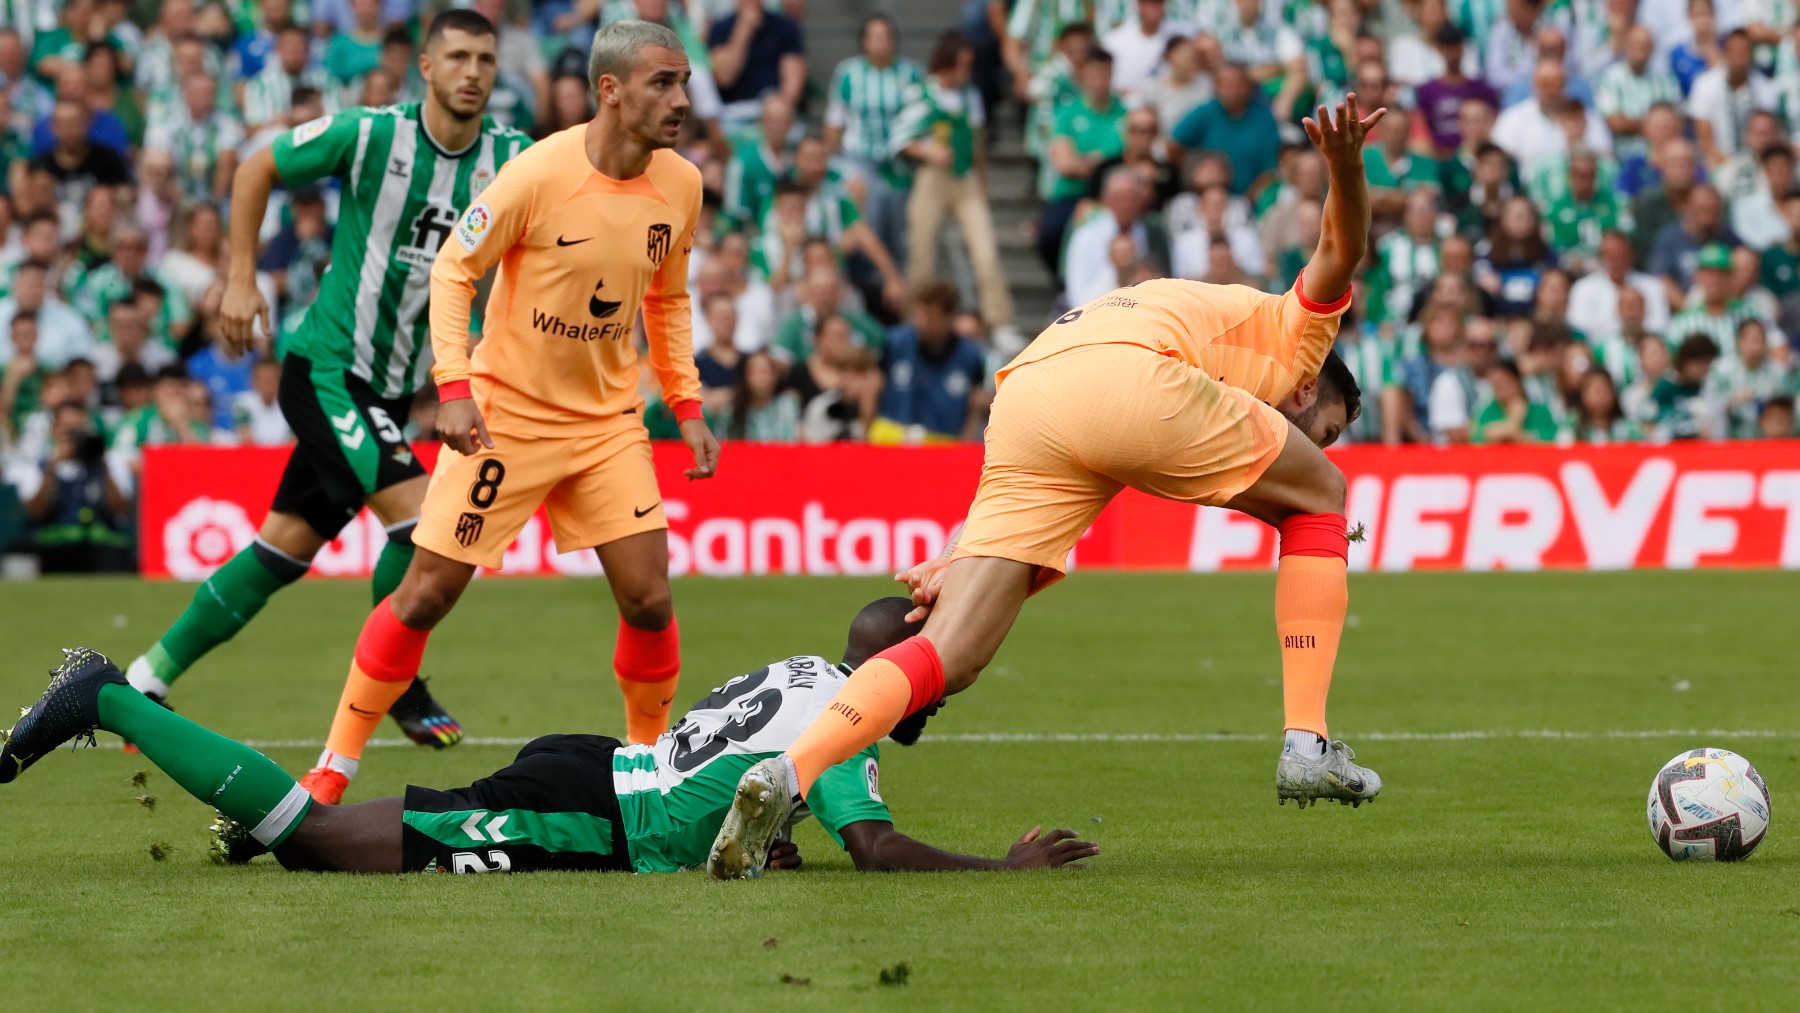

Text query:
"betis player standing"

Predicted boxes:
[[122, 10, 529, 748], [297, 20, 721, 805]]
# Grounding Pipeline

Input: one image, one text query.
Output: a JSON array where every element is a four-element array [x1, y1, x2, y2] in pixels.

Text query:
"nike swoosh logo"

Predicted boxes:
[[348, 704, 380, 717], [556, 235, 591, 246], [634, 502, 661, 518]]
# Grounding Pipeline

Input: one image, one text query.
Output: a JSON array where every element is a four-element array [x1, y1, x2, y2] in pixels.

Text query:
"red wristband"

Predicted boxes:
[[1293, 270, 1353, 314], [671, 399, 703, 424], [437, 379, 472, 402]]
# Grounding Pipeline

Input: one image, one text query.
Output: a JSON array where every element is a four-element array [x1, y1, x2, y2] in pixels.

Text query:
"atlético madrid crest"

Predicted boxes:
[[646, 223, 671, 265]]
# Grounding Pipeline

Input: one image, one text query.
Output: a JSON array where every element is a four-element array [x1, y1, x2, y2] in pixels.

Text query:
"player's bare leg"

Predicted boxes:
[[267, 798, 407, 873], [364, 477, 462, 749], [1225, 426, 1381, 808], [595, 531, 683, 745], [303, 548, 478, 804], [708, 556, 1033, 879]]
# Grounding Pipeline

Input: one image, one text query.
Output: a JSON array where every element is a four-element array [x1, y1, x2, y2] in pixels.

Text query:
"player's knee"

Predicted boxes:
[[616, 584, 673, 631], [1316, 464, 1347, 515], [391, 577, 458, 628]]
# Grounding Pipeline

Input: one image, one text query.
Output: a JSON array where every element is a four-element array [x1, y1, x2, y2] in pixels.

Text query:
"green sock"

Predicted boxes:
[[98, 684, 312, 847], [148, 542, 308, 686], [371, 521, 417, 605]]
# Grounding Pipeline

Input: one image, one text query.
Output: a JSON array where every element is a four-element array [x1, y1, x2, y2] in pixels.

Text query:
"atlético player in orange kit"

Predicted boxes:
[[300, 20, 719, 804], [709, 96, 1391, 878]]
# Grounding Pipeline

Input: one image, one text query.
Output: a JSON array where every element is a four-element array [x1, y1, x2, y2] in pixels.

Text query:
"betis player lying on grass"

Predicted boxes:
[[0, 600, 1097, 875]]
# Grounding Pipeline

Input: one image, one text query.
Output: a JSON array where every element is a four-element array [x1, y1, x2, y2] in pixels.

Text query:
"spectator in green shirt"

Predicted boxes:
[[1171, 62, 1281, 198], [770, 265, 886, 367], [1761, 190, 1800, 305], [1034, 47, 1126, 280], [324, 0, 386, 88], [1651, 334, 1724, 440], [1473, 358, 1559, 444]]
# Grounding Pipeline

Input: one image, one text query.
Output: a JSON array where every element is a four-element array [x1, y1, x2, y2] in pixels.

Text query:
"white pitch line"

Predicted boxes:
[[83, 728, 1799, 751]]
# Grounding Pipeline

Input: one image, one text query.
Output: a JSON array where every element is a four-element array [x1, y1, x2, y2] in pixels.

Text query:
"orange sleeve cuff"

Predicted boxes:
[[437, 379, 472, 402], [1293, 270, 1353, 314], [671, 399, 703, 424]]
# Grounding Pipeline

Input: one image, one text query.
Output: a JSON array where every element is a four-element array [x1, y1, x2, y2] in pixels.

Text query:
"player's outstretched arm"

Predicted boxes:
[[840, 821, 1099, 872], [1300, 93, 1385, 308], [220, 146, 281, 353]]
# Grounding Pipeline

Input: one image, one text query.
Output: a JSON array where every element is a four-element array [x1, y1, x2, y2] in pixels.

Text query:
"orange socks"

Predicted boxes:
[[317, 598, 431, 778], [787, 636, 945, 794], [614, 616, 681, 745], [1275, 514, 1350, 739]]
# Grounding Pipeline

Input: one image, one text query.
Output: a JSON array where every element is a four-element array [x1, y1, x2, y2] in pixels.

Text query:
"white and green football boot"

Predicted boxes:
[[707, 758, 797, 880], [1277, 739, 1382, 808]]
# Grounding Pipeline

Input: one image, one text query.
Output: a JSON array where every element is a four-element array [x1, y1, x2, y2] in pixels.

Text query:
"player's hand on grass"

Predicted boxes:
[[438, 398, 493, 455], [219, 277, 273, 355], [766, 839, 802, 871], [1004, 826, 1100, 870], [679, 417, 720, 480], [1302, 92, 1386, 169], [895, 555, 950, 622]]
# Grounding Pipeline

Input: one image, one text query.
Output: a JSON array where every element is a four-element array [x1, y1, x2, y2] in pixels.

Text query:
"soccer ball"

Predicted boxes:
[[1646, 748, 1772, 862]]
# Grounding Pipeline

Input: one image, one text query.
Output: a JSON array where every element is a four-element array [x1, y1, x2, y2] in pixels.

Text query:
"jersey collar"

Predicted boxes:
[[416, 105, 480, 159]]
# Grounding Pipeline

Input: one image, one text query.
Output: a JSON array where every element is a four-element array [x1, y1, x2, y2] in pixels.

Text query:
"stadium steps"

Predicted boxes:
[[803, 1, 1059, 331]]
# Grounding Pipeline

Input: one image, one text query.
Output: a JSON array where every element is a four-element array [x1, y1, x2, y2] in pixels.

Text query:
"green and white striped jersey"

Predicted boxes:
[[272, 104, 530, 398], [1665, 300, 1762, 354], [824, 55, 926, 167], [243, 63, 340, 127], [613, 656, 892, 873], [1589, 328, 1653, 386], [1592, 64, 1681, 161], [721, 129, 784, 228], [1706, 354, 1795, 438], [1006, 0, 1096, 70], [1365, 231, 1440, 326], [891, 78, 987, 178]]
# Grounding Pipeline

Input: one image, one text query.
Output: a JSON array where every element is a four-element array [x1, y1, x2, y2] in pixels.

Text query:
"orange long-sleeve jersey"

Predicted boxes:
[[429, 126, 703, 433], [998, 274, 1352, 405]]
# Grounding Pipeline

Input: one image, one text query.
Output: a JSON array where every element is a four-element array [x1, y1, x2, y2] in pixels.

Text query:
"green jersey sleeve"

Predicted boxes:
[[805, 745, 891, 848], [271, 112, 366, 188]]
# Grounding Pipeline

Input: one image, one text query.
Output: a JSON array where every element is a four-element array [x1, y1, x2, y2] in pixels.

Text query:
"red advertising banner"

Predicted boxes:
[[139, 441, 1800, 579]]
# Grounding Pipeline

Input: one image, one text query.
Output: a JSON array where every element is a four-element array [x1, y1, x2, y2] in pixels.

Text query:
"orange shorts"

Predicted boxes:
[[955, 343, 1289, 590], [414, 413, 665, 569]]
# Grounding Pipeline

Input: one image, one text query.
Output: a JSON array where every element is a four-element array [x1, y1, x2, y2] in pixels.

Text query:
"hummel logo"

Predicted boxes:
[[389, 157, 408, 177], [556, 235, 591, 247], [633, 502, 660, 518]]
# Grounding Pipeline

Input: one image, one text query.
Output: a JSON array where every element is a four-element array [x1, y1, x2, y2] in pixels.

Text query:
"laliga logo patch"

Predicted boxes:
[[292, 115, 332, 146], [865, 758, 882, 802], [455, 201, 492, 252]]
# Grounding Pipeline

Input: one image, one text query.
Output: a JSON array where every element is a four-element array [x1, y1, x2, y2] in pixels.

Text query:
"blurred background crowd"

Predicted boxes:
[[2, 0, 1799, 567]]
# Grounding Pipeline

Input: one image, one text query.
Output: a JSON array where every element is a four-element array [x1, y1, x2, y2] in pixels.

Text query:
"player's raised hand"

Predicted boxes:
[[895, 555, 951, 623], [1003, 826, 1100, 870], [437, 398, 493, 455], [1302, 92, 1386, 169], [679, 416, 720, 480], [218, 276, 272, 355]]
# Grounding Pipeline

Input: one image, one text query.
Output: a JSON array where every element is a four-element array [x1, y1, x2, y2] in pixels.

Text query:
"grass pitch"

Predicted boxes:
[[0, 570, 1796, 1010]]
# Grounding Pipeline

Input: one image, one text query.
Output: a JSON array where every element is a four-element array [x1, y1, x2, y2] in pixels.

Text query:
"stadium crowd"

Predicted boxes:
[[1, 0, 1799, 567]]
